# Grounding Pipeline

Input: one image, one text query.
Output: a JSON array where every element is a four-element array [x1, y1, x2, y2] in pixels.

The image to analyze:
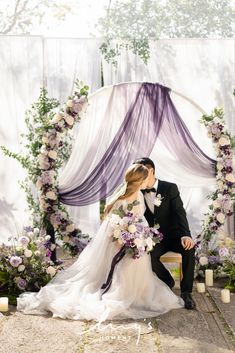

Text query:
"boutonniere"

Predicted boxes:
[[154, 194, 164, 207]]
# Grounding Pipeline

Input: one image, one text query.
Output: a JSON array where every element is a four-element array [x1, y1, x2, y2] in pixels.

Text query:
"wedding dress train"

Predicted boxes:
[[17, 193, 184, 321]]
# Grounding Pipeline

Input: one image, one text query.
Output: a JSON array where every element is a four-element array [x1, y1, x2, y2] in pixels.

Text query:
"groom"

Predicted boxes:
[[134, 157, 196, 310]]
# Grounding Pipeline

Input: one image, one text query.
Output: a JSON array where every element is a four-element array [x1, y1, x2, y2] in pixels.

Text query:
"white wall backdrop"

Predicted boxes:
[[0, 36, 102, 243], [0, 37, 234, 243]]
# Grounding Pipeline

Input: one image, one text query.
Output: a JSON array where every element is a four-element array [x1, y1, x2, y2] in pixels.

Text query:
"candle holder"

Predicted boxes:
[[0, 297, 9, 312], [221, 289, 230, 303], [196, 282, 206, 293]]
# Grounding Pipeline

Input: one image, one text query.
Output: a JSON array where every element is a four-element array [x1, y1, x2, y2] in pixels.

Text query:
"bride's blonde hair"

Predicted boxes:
[[104, 164, 149, 217]]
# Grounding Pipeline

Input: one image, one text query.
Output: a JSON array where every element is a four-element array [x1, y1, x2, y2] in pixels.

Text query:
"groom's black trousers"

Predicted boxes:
[[150, 239, 195, 293]]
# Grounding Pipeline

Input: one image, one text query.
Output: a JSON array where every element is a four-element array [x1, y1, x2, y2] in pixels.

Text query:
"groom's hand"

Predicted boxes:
[[181, 236, 195, 250]]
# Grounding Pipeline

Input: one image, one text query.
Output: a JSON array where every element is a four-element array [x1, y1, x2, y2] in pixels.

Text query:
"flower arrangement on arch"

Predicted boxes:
[[0, 227, 63, 304], [196, 231, 235, 290], [36, 80, 90, 256], [198, 108, 235, 246], [108, 201, 163, 259], [195, 107, 235, 288]]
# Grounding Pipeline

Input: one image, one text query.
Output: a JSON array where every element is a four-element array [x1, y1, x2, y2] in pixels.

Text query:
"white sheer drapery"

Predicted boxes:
[[0, 37, 234, 243], [0, 36, 102, 243]]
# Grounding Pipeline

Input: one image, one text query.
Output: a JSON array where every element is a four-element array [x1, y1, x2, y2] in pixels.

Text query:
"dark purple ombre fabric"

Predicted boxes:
[[59, 83, 216, 206]]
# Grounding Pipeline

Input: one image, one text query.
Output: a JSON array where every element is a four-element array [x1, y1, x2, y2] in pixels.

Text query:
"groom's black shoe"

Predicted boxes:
[[181, 292, 196, 310]]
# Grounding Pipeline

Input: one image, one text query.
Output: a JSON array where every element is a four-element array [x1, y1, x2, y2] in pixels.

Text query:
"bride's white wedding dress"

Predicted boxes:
[[17, 192, 184, 321]]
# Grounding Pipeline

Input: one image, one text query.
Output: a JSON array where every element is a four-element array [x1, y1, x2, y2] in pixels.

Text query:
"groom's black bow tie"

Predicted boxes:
[[143, 187, 156, 193]]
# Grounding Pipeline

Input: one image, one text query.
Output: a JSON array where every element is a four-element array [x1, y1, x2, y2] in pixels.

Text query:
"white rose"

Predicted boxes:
[[42, 135, 49, 144], [146, 237, 154, 251], [48, 150, 58, 160], [46, 191, 57, 200], [113, 229, 121, 239], [225, 173, 235, 183], [33, 228, 40, 235], [38, 153, 47, 162], [199, 256, 208, 266], [128, 224, 137, 234], [66, 224, 75, 233], [212, 200, 220, 209], [218, 137, 230, 146], [49, 170, 56, 179], [57, 119, 65, 128], [34, 250, 41, 256], [36, 179, 43, 189], [45, 235, 51, 241], [64, 115, 74, 126], [24, 249, 33, 258], [225, 237, 234, 247], [217, 180, 224, 188], [46, 266, 56, 276], [216, 163, 223, 171], [216, 213, 225, 224], [18, 265, 25, 272], [134, 238, 145, 248], [66, 99, 74, 108], [52, 113, 62, 123], [63, 235, 70, 243]]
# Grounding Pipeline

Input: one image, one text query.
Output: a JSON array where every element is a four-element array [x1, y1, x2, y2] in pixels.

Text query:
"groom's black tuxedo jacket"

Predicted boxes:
[[142, 180, 191, 242]]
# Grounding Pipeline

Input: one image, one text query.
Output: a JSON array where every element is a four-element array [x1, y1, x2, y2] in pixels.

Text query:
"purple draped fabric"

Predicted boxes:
[[59, 83, 216, 206]]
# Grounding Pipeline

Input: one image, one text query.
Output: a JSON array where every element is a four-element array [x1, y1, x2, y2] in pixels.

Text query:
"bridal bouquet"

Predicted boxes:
[[108, 201, 163, 259]]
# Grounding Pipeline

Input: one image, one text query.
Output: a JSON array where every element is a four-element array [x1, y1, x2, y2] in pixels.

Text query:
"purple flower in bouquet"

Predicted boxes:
[[46, 249, 52, 257], [10, 256, 23, 267], [18, 236, 30, 246], [16, 278, 27, 290], [218, 247, 230, 258], [121, 231, 132, 241], [136, 223, 144, 233]]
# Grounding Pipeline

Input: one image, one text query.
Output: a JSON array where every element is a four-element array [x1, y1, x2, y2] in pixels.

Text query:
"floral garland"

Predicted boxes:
[[198, 108, 235, 247], [36, 81, 90, 256]]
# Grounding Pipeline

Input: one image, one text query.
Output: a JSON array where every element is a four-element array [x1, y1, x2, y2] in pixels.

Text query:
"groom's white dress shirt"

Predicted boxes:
[[144, 179, 159, 214]]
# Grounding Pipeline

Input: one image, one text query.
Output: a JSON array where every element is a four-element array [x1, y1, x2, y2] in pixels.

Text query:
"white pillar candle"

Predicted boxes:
[[0, 297, 9, 312], [221, 289, 230, 303], [196, 283, 206, 293], [205, 269, 213, 286]]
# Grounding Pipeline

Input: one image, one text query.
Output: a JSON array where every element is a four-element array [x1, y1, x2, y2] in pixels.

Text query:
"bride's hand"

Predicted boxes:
[[115, 241, 123, 250]]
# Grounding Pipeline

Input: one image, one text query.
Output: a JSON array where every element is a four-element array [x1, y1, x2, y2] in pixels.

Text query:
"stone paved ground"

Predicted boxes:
[[0, 254, 234, 353], [0, 286, 234, 353]]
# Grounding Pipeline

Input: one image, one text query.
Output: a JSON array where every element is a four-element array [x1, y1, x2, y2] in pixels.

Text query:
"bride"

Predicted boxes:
[[17, 164, 184, 321]]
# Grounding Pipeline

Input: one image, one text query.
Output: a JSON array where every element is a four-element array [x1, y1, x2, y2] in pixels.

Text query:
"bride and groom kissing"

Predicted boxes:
[[17, 157, 196, 321]]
